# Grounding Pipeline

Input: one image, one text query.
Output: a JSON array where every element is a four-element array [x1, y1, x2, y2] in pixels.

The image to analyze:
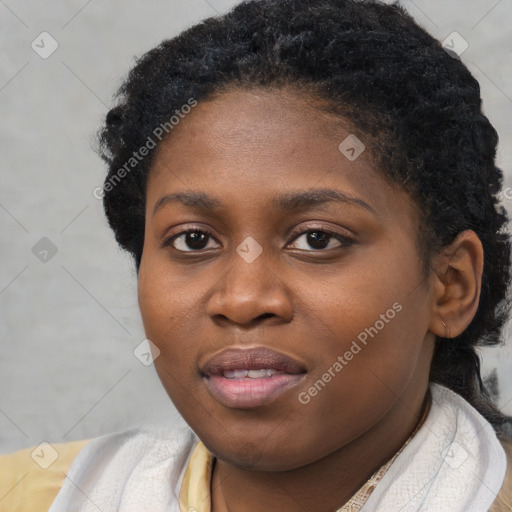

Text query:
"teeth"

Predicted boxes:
[[247, 369, 269, 378], [223, 369, 280, 379], [247, 369, 279, 378], [223, 370, 249, 379]]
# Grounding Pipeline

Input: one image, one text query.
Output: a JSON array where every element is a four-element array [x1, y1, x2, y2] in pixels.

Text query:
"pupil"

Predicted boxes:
[[187, 231, 207, 249], [308, 231, 329, 249]]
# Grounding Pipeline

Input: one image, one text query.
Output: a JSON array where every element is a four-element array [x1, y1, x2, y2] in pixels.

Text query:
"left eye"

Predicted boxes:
[[287, 229, 353, 251], [164, 228, 353, 252]]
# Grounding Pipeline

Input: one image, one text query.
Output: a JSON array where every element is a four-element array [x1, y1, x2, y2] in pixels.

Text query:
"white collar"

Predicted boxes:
[[360, 383, 506, 511]]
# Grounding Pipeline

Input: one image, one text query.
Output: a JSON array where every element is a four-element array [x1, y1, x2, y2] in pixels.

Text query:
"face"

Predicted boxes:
[[138, 87, 437, 471]]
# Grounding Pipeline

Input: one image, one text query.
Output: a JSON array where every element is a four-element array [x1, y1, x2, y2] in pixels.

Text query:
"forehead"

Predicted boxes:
[[146, 87, 415, 222]]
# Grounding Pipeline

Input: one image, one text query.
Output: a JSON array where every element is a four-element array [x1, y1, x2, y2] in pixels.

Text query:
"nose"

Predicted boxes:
[[206, 248, 293, 327]]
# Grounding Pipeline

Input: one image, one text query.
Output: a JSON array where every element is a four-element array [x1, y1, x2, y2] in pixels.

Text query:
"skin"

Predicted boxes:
[[137, 87, 483, 512]]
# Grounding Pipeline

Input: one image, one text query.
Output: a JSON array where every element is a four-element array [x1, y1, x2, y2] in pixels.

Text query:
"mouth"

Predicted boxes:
[[201, 346, 307, 409]]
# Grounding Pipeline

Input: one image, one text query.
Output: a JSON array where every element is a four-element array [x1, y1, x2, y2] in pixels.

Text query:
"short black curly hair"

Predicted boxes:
[[97, 0, 512, 435]]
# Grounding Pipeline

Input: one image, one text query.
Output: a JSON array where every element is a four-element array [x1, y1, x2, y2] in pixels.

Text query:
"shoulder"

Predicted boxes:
[[0, 426, 197, 512], [0, 438, 90, 512], [48, 425, 198, 511], [490, 436, 512, 511]]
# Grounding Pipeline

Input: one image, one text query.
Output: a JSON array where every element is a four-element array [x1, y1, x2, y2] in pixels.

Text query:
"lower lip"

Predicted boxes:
[[203, 373, 306, 408]]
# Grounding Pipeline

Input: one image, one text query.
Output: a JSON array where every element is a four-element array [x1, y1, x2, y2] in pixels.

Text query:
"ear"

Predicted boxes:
[[428, 230, 483, 339]]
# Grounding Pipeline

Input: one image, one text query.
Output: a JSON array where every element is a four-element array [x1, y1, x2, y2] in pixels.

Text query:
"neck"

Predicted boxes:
[[211, 384, 432, 512]]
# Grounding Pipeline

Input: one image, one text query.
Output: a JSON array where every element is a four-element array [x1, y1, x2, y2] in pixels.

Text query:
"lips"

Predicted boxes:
[[200, 346, 307, 409], [201, 346, 306, 377]]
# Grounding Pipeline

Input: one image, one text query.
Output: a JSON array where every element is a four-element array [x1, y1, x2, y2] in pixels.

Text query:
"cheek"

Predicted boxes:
[[137, 265, 196, 370], [292, 303, 428, 462], [138, 251, 202, 336], [298, 249, 430, 421], [308, 241, 426, 358], [138, 274, 206, 418]]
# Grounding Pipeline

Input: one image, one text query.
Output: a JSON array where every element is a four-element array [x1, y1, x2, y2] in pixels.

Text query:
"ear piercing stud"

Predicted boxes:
[[440, 318, 451, 339]]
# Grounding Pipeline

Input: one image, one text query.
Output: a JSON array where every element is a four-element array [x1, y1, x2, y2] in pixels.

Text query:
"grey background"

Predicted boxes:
[[1, 0, 511, 455]]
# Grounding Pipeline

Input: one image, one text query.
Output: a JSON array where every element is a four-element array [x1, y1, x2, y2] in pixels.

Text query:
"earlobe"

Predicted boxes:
[[428, 230, 483, 339]]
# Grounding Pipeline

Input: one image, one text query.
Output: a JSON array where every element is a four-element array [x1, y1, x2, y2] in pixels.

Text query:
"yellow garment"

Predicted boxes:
[[179, 440, 214, 512], [0, 439, 90, 512]]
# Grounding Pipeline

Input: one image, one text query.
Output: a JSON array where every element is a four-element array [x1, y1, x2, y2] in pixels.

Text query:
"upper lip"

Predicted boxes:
[[201, 346, 307, 377]]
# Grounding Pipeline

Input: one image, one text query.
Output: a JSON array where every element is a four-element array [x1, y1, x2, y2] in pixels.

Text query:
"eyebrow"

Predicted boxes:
[[152, 189, 376, 217]]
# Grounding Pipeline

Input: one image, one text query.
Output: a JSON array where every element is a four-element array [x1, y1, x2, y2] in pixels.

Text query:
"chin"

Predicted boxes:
[[201, 433, 321, 472]]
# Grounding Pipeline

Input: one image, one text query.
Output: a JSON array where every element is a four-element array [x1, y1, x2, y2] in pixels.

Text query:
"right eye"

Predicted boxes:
[[163, 228, 220, 252]]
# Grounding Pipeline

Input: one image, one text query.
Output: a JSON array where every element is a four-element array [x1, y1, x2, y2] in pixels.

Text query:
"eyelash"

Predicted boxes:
[[162, 225, 354, 253]]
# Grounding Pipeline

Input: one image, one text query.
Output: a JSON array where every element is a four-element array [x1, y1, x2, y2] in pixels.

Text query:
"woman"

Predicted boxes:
[[2, 0, 512, 510]]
